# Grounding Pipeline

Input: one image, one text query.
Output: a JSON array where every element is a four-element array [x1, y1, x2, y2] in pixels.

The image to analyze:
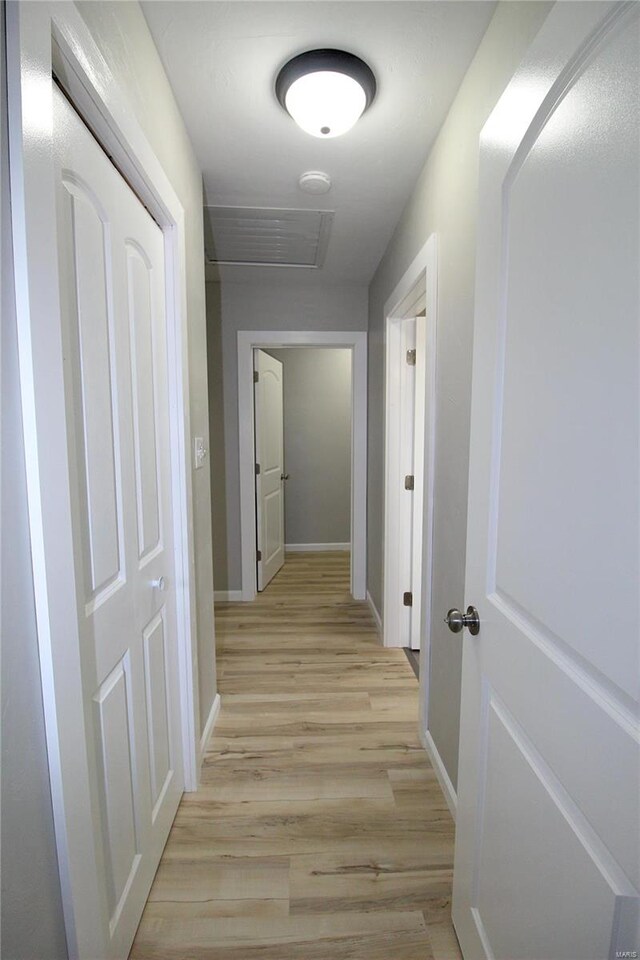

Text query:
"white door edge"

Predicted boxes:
[[382, 235, 437, 732], [237, 330, 368, 602], [254, 349, 285, 591], [7, 4, 200, 954]]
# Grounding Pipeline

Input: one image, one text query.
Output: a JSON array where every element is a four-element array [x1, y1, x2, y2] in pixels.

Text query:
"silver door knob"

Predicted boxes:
[[151, 576, 166, 591], [281, 473, 289, 480], [445, 606, 480, 635]]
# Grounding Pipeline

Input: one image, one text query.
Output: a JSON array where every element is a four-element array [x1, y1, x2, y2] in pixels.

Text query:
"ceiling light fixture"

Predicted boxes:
[[276, 49, 376, 139]]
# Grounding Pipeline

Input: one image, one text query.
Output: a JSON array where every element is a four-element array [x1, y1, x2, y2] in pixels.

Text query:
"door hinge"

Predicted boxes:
[[255, 463, 261, 475], [253, 370, 259, 383], [406, 349, 416, 366], [404, 475, 414, 490], [257, 549, 262, 561], [403, 591, 413, 607]]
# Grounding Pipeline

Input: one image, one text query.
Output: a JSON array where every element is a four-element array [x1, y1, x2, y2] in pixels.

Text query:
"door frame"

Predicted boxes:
[[6, 4, 200, 955], [237, 330, 367, 601], [383, 236, 437, 679]]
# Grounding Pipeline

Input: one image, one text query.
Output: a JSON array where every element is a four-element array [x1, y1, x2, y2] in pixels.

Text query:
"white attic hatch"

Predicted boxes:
[[204, 205, 334, 268]]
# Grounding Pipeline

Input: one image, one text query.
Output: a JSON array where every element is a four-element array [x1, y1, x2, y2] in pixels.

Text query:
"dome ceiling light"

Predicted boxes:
[[276, 49, 377, 139]]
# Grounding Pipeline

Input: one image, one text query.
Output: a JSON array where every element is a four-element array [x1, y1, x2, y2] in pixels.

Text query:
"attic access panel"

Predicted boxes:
[[204, 206, 334, 268]]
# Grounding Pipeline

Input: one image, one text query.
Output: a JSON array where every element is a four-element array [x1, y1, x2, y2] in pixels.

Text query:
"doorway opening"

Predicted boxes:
[[254, 346, 353, 592], [237, 331, 367, 601], [383, 235, 437, 726]]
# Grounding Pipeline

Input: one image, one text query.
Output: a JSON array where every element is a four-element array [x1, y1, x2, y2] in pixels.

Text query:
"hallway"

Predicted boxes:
[[130, 553, 459, 959]]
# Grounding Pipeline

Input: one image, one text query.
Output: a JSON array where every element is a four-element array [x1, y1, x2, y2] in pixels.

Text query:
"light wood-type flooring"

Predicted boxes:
[[130, 552, 461, 959]]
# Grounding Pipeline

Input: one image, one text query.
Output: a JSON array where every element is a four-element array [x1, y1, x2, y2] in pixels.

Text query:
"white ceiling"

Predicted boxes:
[[142, 1, 496, 284]]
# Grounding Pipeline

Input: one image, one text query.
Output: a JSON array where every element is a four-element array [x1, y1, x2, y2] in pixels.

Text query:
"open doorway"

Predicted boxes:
[[237, 331, 367, 601], [254, 347, 353, 591], [383, 236, 437, 675]]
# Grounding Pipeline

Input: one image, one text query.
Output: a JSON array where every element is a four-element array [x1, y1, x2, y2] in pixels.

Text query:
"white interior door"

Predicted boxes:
[[411, 312, 430, 653], [254, 349, 285, 590], [53, 86, 184, 957], [399, 319, 419, 648], [399, 316, 429, 652], [452, 4, 640, 959], [385, 312, 432, 651]]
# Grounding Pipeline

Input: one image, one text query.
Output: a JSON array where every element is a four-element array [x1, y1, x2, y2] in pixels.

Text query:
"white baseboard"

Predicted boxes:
[[285, 542, 350, 552], [198, 692, 220, 766], [366, 591, 383, 637], [214, 590, 243, 602], [420, 727, 457, 821]]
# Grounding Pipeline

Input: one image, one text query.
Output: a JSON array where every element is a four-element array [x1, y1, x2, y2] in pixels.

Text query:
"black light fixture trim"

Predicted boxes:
[[275, 49, 377, 114]]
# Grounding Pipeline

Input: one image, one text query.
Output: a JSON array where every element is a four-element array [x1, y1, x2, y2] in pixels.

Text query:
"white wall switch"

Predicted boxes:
[[194, 436, 207, 469]]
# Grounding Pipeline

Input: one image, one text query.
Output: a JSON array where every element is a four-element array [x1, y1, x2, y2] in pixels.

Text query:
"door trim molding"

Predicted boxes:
[[383, 236, 437, 729], [420, 727, 457, 820], [237, 330, 367, 601], [7, 4, 200, 954], [285, 542, 350, 552], [367, 592, 383, 638], [199, 692, 221, 764], [214, 590, 244, 602]]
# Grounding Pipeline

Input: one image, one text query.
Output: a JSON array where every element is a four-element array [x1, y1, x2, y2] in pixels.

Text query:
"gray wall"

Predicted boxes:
[[1, 4, 68, 955], [207, 277, 367, 591], [367, 1, 553, 790], [268, 349, 351, 546], [77, 0, 217, 736]]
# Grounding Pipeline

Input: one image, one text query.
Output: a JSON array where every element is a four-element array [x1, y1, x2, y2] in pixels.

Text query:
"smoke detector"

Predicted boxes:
[[298, 171, 332, 195]]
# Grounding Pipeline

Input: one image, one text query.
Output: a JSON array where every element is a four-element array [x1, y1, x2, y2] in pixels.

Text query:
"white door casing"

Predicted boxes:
[[53, 86, 184, 958], [254, 350, 285, 590], [452, 4, 640, 959], [237, 331, 368, 602], [383, 237, 437, 655]]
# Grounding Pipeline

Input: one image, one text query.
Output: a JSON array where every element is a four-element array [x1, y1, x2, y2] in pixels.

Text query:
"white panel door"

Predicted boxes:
[[453, 3, 640, 960], [399, 319, 419, 648], [255, 349, 285, 590], [452, 5, 640, 959], [53, 86, 184, 958]]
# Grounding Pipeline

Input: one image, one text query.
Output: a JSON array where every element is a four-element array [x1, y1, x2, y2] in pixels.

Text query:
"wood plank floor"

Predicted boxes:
[[130, 552, 462, 960]]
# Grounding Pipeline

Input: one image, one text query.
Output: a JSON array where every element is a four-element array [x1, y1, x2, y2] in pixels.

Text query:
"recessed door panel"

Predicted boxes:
[[474, 694, 621, 960], [94, 658, 140, 923], [63, 178, 123, 601], [262, 370, 283, 473], [143, 612, 172, 817], [493, 15, 639, 700], [482, 613, 640, 890], [264, 488, 283, 564], [126, 242, 161, 565]]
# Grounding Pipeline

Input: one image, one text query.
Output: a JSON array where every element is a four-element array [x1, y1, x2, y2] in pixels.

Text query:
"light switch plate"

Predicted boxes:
[[194, 436, 207, 469]]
